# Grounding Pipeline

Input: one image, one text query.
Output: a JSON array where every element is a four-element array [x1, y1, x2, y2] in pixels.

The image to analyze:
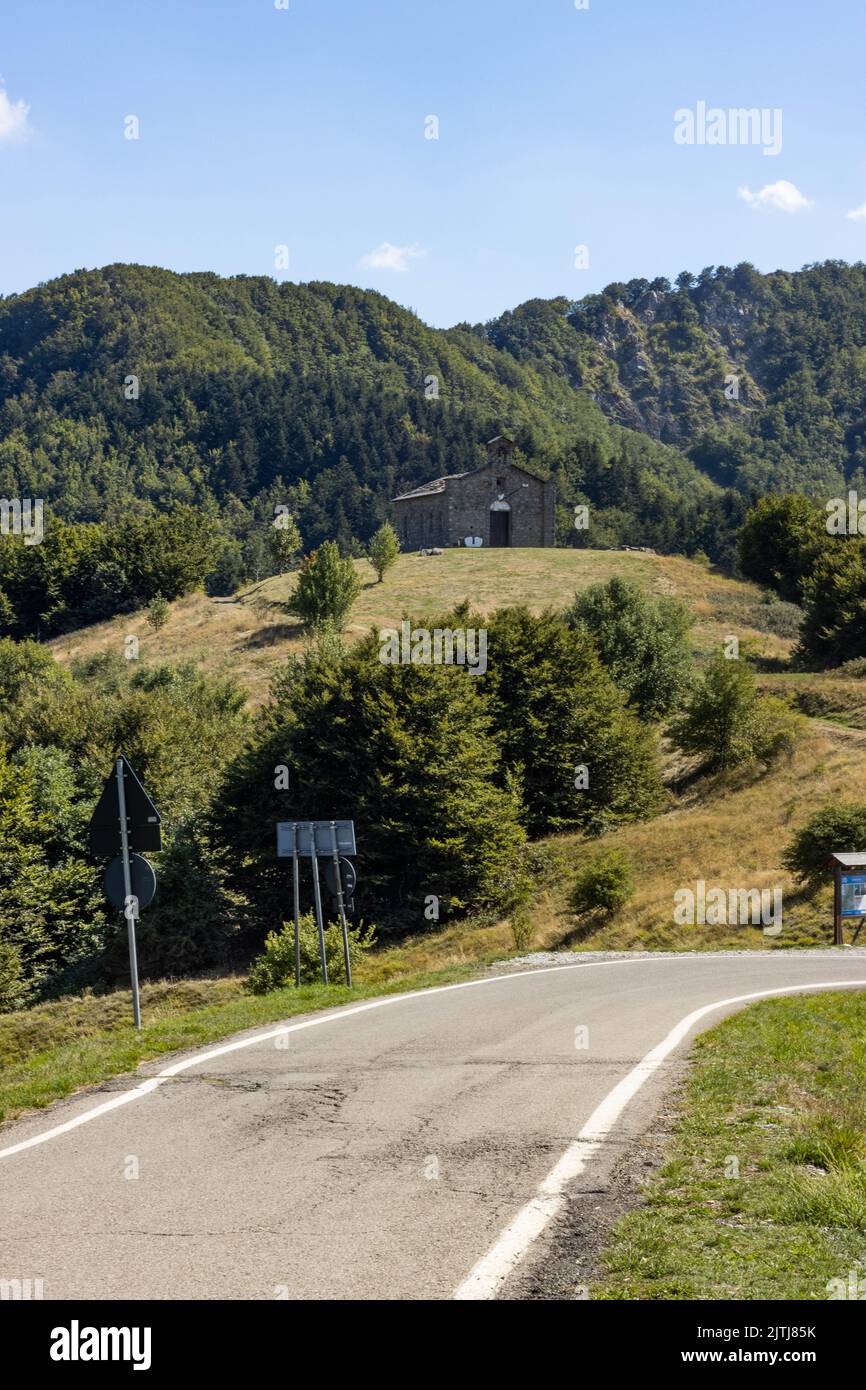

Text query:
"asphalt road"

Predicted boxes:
[[2, 951, 866, 1301]]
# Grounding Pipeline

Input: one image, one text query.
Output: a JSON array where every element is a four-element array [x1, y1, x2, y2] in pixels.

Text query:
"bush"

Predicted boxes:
[[566, 576, 693, 721], [247, 913, 376, 992], [783, 803, 866, 892], [145, 593, 170, 632], [288, 541, 361, 631], [752, 596, 804, 639], [509, 905, 534, 952], [571, 850, 635, 916], [671, 651, 803, 770], [0, 938, 26, 1012], [105, 829, 235, 982]]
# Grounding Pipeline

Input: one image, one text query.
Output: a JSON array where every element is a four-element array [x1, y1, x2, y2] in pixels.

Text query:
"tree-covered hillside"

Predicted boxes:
[[481, 260, 866, 498], [6, 258, 865, 618], [0, 263, 723, 568]]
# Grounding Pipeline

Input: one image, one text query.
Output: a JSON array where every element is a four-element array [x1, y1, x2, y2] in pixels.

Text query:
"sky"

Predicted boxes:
[[2, 0, 866, 327]]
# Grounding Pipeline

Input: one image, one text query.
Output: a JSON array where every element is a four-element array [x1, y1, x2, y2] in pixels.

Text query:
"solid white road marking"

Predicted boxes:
[[451, 978, 866, 1300], [0, 957, 862, 1165], [3, 957, 649, 1160]]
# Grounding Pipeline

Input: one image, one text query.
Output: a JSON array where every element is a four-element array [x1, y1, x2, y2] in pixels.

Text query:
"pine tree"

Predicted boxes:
[[268, 513, 302, 575], [208, 633, 526, 938], [476, 606, 664, 835], [145, 593, 169, 631]]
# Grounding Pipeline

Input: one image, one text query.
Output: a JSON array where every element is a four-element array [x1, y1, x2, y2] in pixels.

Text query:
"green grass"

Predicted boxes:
[[0, 964, 480, 1126], [592, 991, 866, 1300]]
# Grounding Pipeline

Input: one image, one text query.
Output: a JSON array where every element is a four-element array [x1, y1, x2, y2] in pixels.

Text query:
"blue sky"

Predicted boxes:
[[2, 0, 865, 326]]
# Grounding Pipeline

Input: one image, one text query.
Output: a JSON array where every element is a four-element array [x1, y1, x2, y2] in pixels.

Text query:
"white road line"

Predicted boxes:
[[0, 956, 860, 1163], [1, 958, 647, 1161], [452, 978, 866, 1300]]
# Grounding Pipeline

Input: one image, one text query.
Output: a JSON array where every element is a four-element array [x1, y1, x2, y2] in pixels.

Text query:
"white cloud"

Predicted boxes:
[[360, 242, 426, 273], [846, 202, 866, 222], [0, 87, 31, 142], [737, 180, 813, 213]]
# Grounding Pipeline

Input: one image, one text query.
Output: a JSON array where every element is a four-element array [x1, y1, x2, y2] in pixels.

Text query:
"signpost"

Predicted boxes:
[[88, 756, 161, 1029], [831, 853, 866, 946], [277, 820, 357, 986]]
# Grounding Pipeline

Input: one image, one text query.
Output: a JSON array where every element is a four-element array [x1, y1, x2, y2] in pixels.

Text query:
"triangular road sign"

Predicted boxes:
[[88, 755, 162, 858]]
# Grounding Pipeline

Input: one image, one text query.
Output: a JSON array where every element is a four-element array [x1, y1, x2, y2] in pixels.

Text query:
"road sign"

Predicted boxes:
[[841, 874, 866, 916], [277, 820, 357, 986], [324, 856, 357, 899], [831, 853, 866, 945], [104, 853, 157, 913], [276, 820, 356, 858], [88, 756, 162, 1030], [88, 755, 162, 857]]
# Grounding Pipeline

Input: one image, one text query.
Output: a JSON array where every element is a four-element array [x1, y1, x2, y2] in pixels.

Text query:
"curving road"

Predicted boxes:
[[2, 950, 866, 1301]]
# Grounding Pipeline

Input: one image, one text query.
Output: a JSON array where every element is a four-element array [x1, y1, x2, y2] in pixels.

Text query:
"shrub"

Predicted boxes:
[[288, 541, 361, 631], [0, 937, 26, 1012], [571, 850, 634, 916], [671, 651, 803, 770], [565, 576, 693, 721], [145, 593, 170, 632], [247, 913, 376, 992], [752, 596, 804, 639], [509, 905, 534, 953], [783, 803, 866, 891]]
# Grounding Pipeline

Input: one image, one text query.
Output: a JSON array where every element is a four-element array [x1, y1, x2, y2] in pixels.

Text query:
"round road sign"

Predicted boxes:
[[324, 856, 357, 899], [104, 854, 157, 914]]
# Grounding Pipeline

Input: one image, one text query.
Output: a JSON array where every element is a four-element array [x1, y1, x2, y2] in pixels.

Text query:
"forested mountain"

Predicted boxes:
[[482, 260, 866, 497], [0, 264, 727, 568], [4, 259, 866, 595]]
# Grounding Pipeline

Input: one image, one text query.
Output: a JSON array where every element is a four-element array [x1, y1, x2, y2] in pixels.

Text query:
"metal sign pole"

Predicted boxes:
[[330, 820, 352, 987], [292, 823, 301, 988], [834, 866, 843, 947], [309, 826, 329, 985], [116, 757, 142, 1030]]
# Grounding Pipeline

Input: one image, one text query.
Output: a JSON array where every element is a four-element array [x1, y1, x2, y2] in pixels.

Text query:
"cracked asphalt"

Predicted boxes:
[[2, 950, 865, 1300]]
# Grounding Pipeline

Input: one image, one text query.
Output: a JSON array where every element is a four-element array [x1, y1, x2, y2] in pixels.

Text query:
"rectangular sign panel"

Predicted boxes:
[[277, 820, 356, 859], [841, 873, 866, 917]]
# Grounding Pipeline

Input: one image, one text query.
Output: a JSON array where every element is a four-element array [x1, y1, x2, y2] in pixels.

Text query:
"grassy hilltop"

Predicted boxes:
[[49, 546, 789, 702]]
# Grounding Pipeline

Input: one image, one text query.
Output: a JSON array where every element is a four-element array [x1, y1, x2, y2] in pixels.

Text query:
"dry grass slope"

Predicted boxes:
[[49, 548, 790, 702]]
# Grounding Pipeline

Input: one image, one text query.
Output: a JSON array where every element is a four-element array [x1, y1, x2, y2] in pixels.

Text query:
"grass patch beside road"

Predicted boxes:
[[0, 964, 478, 1127], [592, 991, 866, 1301]]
